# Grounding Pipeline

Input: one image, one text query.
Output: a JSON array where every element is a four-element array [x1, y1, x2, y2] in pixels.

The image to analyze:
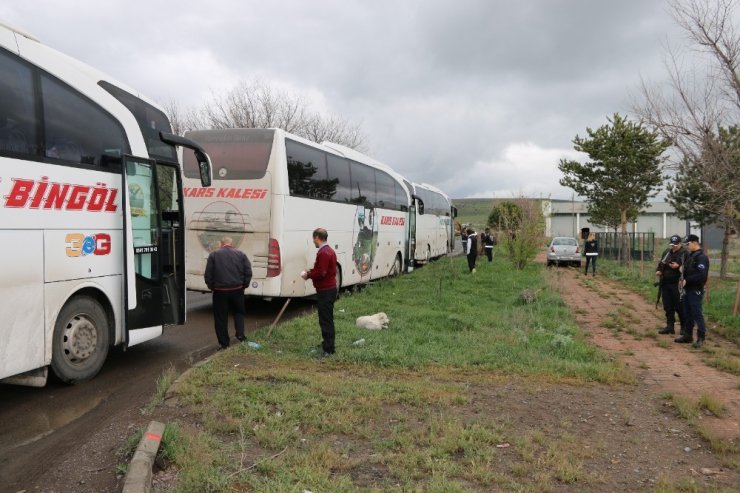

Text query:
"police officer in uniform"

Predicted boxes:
[[674, 234, 710, 348], [655, 234, 687, 335]]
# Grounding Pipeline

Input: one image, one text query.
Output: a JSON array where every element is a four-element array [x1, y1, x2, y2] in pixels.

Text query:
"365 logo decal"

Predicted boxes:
[[66, 233, 112, 257]]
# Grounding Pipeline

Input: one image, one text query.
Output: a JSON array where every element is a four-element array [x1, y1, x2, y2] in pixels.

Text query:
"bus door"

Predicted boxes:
[[123, 156, 185, 343], [406, 199, 418, 272]]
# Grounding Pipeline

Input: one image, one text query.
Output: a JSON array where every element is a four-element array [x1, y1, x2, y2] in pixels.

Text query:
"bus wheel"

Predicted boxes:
[[425, 245, 431, 264], [390, 254, 402, 276], [51, 296, 110, 384]]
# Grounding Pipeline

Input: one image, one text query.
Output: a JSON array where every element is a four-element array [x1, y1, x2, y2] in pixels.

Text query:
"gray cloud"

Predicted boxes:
[[2, 0, 691, 198]]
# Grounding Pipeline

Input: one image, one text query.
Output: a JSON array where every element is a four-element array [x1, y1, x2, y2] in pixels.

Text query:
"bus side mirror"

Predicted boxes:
[[159, 131, 213, 187], [195, 150, 212, 187]]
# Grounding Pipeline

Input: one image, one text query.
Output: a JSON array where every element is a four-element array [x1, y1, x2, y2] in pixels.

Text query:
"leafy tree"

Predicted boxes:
[[487, 199, 543, 270], [559, 113, 670, 229], [586, 201, 638, 231], [666, 157, 719, 228], [487, 201, 522, 231]]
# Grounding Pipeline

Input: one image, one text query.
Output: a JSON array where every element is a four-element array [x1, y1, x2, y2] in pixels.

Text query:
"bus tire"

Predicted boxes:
[[51, 296, 110, 384]]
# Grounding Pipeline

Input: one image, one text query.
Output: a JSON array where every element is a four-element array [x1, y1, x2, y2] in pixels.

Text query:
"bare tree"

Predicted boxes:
[[163, 79, 367, 150], [634, 0, 740, 278], [302, 113, 366, 152], [160, 98, 199, 136]]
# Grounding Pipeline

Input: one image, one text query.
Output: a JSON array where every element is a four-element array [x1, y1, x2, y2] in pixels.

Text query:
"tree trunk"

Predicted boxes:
[[720, 220, 730, 280]]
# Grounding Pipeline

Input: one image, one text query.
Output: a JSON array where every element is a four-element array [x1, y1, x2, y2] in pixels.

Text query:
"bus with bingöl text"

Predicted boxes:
[[181, 128, 455, 298], [0, 21, 212, 387]]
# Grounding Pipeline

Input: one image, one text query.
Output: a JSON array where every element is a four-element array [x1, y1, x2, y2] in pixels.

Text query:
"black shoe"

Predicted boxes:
[[692, 338, 704, 349], [320, 351, 334, 358], [217, 345, 229, 351], [674, 336, 692, 344], [236, 335, 246, 342], [658, 327, 675, 335]]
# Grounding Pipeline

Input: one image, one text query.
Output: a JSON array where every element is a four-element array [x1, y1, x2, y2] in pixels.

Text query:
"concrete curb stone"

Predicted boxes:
[[121, 421, 165, 493]]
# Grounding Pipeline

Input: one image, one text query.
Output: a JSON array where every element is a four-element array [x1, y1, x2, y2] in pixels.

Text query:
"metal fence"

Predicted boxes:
[[593, 232, 656, 261]]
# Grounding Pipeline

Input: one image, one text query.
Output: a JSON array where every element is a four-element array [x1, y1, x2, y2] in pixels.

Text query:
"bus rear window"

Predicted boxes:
[[184, 129, 273, 180]]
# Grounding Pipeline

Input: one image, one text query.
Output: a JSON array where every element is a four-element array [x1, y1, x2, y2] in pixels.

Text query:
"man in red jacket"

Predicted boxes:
[[301, 228, 338, 356]]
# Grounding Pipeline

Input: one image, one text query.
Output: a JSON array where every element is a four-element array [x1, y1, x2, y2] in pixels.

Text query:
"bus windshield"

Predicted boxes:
[[98, 81, 177, 162], [183, 128, 273, 180]]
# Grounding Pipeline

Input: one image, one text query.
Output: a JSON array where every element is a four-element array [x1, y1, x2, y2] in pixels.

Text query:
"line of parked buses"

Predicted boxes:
[[0, 21, 456, 386]]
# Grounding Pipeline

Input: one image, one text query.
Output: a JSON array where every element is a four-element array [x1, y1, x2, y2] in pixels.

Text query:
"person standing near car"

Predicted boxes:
[[204, 236, 252, 350], [301, 228, 338, 357], [583, 233, 598, 276], [655, 234, 687, 336], [674, 234, 709, 348]]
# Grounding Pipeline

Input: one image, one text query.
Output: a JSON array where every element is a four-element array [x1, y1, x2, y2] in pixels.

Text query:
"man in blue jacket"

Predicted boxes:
[[674, 234, 709, 348], [205, 236, 252, 350]]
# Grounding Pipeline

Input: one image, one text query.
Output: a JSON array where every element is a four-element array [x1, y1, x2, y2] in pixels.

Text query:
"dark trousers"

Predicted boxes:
[[682, 288, 706, 340], [467, 253, 477, 271], [660, 282, 684, 330], [317, 289, 336, 353], [485, 247, 493, 262], [584, 255, 596, 274], [212, 289, 245, 347]]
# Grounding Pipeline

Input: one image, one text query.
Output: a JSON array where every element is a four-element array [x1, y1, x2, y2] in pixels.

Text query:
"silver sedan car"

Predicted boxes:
[[547, 237, 582, 267]]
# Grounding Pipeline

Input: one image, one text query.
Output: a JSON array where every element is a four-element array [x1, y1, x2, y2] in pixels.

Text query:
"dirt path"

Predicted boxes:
[[552, 266, 740, 442]]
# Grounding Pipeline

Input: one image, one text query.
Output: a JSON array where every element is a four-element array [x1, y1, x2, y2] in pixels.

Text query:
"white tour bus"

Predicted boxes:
[[0, 23, 212, 386], [181, 128, 428, 298], [409, 182, 455, 263]]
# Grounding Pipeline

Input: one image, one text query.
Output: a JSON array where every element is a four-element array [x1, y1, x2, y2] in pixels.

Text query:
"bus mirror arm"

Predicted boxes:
[[159, 132, 213, 187]]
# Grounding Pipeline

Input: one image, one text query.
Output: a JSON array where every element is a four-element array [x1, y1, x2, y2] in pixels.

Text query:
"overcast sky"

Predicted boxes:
[[2, 0, 695, 199]]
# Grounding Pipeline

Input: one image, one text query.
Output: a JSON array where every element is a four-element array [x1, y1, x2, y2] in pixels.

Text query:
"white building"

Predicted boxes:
[[543, 199, 696, 240]]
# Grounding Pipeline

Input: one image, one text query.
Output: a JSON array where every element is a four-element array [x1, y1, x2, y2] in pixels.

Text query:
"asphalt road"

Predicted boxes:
[[0, 292, 314, 492]]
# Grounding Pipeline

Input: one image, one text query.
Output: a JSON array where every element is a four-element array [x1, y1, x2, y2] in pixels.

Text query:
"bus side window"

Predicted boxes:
[[41, 73, 128, 167], [0, 49, 36, 156]]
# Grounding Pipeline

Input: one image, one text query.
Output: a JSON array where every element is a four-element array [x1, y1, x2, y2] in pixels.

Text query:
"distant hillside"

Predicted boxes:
[[451, 198, 495, 228], [452, 197, 546, 229]]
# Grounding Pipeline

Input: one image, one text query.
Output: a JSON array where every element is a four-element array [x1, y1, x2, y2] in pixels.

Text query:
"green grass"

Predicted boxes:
[[142, 365, 178, 414], [158, 257, 637, 492], [267, 257, 625, 381]]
